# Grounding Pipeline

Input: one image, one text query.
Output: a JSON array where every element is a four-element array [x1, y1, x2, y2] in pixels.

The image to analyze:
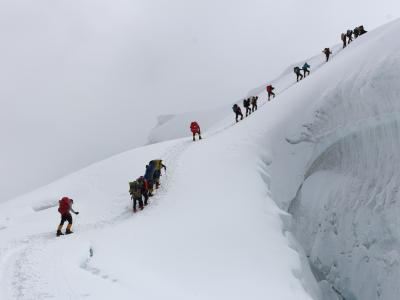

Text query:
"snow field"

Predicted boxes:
[[2, 18, 400, 300]]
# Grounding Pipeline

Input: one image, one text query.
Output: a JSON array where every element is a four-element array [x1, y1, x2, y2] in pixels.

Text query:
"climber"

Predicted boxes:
[[341, 32, 347, 48], [232, 104, 243, 123], [266, 85, 275, 101], [346, 29, 353, 43], [353, 26, 360, 39], [294, 66, 303, 82], [57, 197, 79, 236], [251, 96, 258, 112], [190, 121, 202, 141], [150, 159, 167, 189], [243, 98, 251, 116], [129, 179, 144, 212], [302, 62, 310, 77], [323, 48, 332, 62], [358, 25, 367, 35]]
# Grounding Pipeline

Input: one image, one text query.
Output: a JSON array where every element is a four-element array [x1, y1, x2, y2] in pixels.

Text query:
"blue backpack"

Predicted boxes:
[[144, 164, 155, 180]]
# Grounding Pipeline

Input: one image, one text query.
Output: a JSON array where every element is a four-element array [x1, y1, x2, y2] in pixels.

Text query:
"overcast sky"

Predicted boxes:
[[1, 0, 399, 202]]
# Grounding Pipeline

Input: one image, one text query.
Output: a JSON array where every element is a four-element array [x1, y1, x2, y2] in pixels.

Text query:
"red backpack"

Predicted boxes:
[[58, 197, 71, 214], [190, 122, 199, 133], [266, 85, 272, 93]]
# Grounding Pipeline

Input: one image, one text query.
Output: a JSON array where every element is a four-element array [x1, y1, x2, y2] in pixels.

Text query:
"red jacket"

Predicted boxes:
[[190, 122, 200, 133], [266, 85, 273, 93]]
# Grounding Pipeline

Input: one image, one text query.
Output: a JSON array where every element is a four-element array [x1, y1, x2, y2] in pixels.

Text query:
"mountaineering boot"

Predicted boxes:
[[193, 136, 195, 141], [199, 135, 202, 140], [57, 225, 64, 236], [66, 224, 73, 235]]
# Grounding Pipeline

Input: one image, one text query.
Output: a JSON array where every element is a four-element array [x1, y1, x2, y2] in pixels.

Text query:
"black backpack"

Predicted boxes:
[[232, 104, 238, 112]]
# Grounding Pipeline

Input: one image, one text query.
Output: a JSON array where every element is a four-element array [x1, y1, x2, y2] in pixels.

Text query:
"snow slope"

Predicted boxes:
[[2, 19, 400, 300], [0, 128, 319, 299]]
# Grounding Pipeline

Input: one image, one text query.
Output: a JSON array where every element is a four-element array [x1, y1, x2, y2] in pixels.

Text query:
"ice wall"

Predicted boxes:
[[287, 24, 400, 299]]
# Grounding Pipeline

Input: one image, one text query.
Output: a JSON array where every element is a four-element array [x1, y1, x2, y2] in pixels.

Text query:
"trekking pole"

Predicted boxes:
[[75, 213, 79, 231]]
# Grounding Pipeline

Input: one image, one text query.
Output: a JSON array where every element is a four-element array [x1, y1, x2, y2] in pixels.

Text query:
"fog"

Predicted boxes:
[[1, 0, 399, 202]]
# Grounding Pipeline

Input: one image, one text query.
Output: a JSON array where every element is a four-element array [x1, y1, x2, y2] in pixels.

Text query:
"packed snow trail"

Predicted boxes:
[[148, 42, 344, 144]]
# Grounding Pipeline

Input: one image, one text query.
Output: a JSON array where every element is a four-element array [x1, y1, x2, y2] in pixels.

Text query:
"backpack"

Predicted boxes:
[[266, 85, 272, 92], [129, 181, 142, 197], [144, 164, 156, 180], [232, 104, 238, 112], [251, 97, 257, 105], [150, 159, 163, 171], [190, 122, 199, 133], [58, 197, 71, 214], [294, 67, 300, 73], [137, 177, 148, 190], [347, 30, 352, 36]]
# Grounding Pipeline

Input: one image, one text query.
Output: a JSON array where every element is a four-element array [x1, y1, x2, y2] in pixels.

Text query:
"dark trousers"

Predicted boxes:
[[132, 195, 143, 211], [268, 92, 275, 101], [245, 106, 251, 116], [60, 213, 73, 225], [142, 190, 149, 205], [303, 69, 310, 77], [296, 73, 303, 81], [251, 104, 257, 112], [325, 54, 330, 62], [192, 130, 202, 141]]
